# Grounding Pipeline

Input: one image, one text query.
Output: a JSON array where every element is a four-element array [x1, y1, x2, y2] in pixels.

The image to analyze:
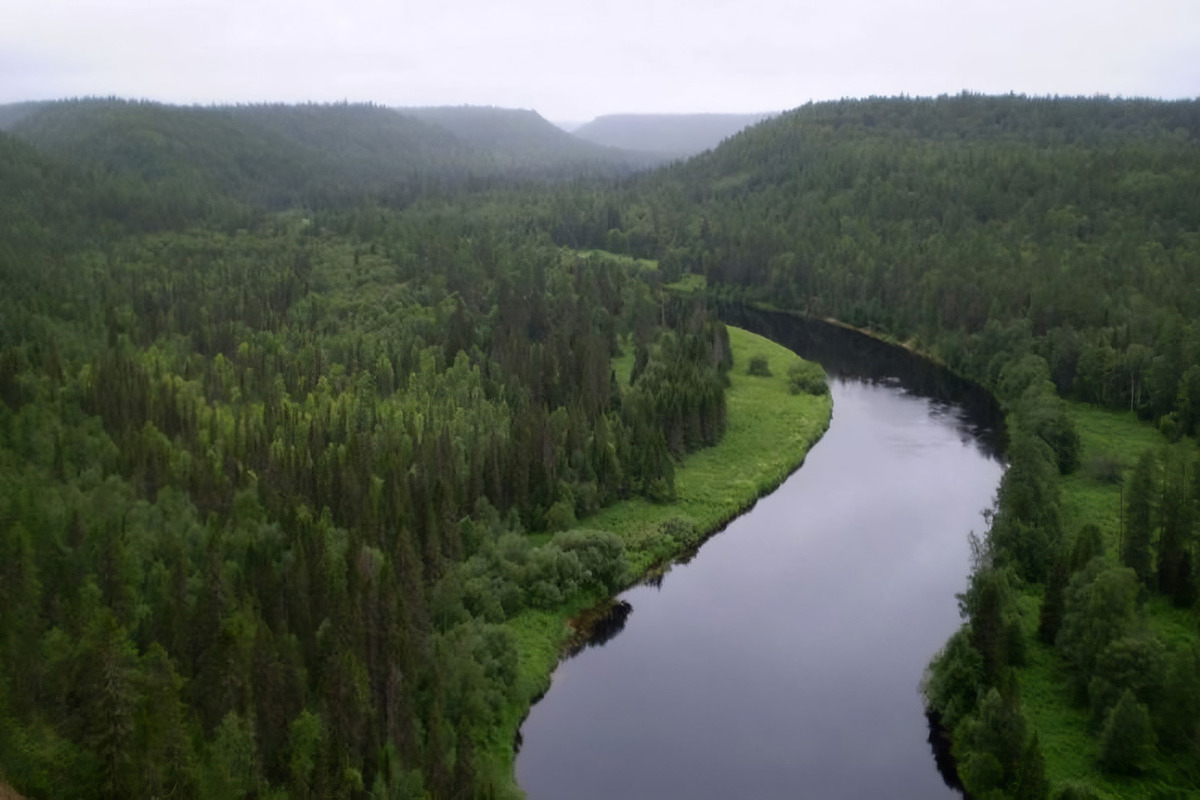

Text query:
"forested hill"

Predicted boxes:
[[590, 92, 1200, 798], [0, 111, 740, 798], [1, 100, 653, 222], [607, 94, 1200, 424], [571, 112, 777, 158], [398, 105, 664, 169]]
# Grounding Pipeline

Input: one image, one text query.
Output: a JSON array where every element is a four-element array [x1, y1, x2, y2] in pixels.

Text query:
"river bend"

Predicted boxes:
[[516, 312, 1005, 799]]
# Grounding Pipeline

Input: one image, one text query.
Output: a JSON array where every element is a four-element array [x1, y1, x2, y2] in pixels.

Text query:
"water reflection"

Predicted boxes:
[[723, 305, 1005, 460], [516, 307, 1004, 800], [564, 600, 634, 657], [927, 711, 970, 795]]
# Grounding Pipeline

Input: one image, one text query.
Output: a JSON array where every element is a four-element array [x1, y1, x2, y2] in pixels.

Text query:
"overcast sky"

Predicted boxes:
[[3, 0, 1198, 122]]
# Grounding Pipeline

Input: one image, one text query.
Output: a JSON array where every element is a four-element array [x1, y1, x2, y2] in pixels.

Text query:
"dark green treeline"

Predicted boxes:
[[0, 116, 726, 799]]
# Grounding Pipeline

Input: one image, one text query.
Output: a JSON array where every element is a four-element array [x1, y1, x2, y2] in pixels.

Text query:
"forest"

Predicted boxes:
[[0, 105, 729, 798], [2, 93, 1200, 799], [600, 94, 1200, 799]]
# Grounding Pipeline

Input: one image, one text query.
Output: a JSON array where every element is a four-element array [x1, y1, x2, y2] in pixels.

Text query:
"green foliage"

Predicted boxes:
[[923, 628, 983, 729], [287, 710, 323, 796], [1069, 524, 1105, 574], [1123, 449, 1158, 585], [9, 90, 1200, 798], [957, 687, 1028, 794], [960, 750, 1005, 798], [8, 100, 651, 220], [963, 565, 1013, 687], [489, 325, 830, 795], [991, 428, 1062, 582], [931, 398, 1197, 796], [1099, 690, 1155, 775], [627, 94, 1200, 440], [1018, 382, 1082, 475], [0, 130, 752, 798], [1155, 645, 1200, 751], [1014, 733, 1051, 800], [1005, 405, 1200, 796], [998, 356, 1053, 406], [198, 712, 260, 800], [787, 359, 828, 396], [1038, 555, 1068, 645], [1057, 563, 1141, 681], [746, 354, 772, 376], [1087, 634, 1166, 727]]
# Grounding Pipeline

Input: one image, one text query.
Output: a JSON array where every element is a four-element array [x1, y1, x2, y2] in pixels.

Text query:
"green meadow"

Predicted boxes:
[[1017, 405, 1200, 798]]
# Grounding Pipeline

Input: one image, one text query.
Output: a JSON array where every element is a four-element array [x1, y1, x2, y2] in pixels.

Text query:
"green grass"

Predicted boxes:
[[664, 272, 707, 294], [490, 326, 831, 796], [585, 327, 830, 572], [1015, 403, 1200, 798], [572, 249, 658, 270], [1059, 405, 1167, 541]]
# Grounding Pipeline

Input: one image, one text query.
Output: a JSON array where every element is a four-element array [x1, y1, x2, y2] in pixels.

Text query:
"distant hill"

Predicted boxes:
[[1, 99, 658, 217], [0, 129, 107, 253], [5, 100, 470, 212], [572, 112, 778, 158], [398, 105, 662, 168], [636, 93, 1200, 332]]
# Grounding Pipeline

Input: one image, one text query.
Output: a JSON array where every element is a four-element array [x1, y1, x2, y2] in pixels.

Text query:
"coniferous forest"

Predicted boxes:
[[3, 93, 1200, 799]]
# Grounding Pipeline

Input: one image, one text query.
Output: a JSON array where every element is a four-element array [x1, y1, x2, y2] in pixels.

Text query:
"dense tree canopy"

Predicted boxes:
[[3, 92, 1200, 798], [0, 122, 726, 798]]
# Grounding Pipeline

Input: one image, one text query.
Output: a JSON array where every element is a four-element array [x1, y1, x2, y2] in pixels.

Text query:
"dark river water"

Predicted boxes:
[[515, 309, 1005, 800]]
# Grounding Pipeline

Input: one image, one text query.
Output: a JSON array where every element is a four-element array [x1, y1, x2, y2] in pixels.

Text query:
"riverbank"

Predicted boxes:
[[489, 325, 833, 797], [1013, 404, 1199, 797], [926, 397, 1200, 799]]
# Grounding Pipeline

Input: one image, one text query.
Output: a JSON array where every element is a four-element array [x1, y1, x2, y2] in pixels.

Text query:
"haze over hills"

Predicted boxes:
[[398, 105, 665, 169], [0, 99, 660, 217], [571, 112, 778, 158]]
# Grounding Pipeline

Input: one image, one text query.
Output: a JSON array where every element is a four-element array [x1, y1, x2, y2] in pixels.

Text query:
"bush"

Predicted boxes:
[[552, 529, 629, 594], [1087, 452, 1124, 484], [747, 355, 772, 377], [787, 359, 827, 395], [544, 498, 576, 532], [1099, 689, 1155, 775]]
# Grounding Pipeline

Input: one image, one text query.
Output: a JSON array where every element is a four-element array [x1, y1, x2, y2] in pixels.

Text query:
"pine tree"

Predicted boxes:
[[1157, 453, 1194, 602], [1038, 554, 1068, 645], [1099, 689, 1155, 775], [1014, 733, 1050, 800], [1122, 449, 1157, 586]]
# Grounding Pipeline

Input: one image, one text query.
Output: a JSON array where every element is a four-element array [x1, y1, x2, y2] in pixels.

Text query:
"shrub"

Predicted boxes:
[[1099, 689, 1155, 775], [1087, 452, 1124, 484], [787, 359, 827, 395], [747, 355, 772, 377]]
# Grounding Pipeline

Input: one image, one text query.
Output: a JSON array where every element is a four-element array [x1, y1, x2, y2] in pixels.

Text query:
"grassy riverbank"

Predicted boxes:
[[488, 325, 833, 796], [1011, 404, 1200, 797]]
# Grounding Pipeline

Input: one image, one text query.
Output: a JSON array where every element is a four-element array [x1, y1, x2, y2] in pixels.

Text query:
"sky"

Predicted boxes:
[[2, 0, 1198, 123]]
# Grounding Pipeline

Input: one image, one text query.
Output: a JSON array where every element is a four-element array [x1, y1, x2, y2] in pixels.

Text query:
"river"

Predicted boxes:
[[515, 310, 1005, 799]]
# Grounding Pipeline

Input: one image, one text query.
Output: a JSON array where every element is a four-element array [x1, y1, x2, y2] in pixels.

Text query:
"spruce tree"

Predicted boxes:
[[1014, 733, 1050, 800], [1038, 555, 1068, 645], [1099, 689, 1155, 775], [1123, 450, 1157, 586]]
